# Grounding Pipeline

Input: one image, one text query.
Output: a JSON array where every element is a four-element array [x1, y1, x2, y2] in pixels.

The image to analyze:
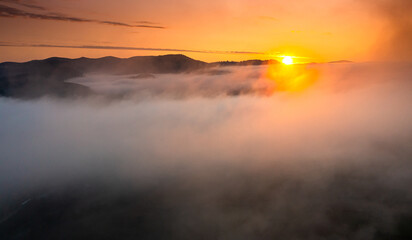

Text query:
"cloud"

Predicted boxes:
[[0, 3, 165, 29], [135, 20, 160, 25], [67, 66, 258, 99], [0, 42, 264, 55], [0, 0, 46, 10], [1, 62, 412, 239]]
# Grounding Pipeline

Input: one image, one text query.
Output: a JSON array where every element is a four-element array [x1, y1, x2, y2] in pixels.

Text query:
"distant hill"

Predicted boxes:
[[0, 54, 207, 98], [328, 60, 353, 64], [211, 59, 278, 67]]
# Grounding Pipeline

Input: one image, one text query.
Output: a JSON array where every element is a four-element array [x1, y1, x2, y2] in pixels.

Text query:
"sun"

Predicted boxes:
[[282, 56, 294, 65]]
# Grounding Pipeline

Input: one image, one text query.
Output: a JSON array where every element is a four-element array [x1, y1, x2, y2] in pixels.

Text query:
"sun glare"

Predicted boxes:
[[265, 57, 319, 92], [282, 56, 294, 65]]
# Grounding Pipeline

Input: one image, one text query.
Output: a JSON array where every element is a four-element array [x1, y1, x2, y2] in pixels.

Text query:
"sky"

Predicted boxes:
[[0, 0, 410, 62]]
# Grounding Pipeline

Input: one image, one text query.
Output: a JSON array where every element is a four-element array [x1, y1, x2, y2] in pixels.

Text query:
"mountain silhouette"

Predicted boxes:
[[0, 54, 207, 99]]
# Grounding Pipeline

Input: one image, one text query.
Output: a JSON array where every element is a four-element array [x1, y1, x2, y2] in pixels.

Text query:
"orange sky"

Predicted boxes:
[[0, 0, 402, 63]]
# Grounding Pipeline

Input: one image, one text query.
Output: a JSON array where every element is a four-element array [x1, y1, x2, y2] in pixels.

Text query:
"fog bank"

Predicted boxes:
[[1, 62, 412, 239]]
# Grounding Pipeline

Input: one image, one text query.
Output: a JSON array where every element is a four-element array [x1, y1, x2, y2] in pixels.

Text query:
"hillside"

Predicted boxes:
[[0, 54, 207, 98]]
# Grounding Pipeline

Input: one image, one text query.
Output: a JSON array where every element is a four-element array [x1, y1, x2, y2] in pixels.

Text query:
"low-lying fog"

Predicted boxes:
[[67, 65, 266, 99], [1, 62, 412, 239]]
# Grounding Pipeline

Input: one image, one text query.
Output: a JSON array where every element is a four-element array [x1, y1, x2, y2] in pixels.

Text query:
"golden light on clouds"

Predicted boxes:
[[264, 62, 319, 93]]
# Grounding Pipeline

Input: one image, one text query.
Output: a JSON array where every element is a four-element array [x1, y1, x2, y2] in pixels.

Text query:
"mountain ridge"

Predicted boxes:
[[0, 54, 207, 98], [0, 54, 352, 99]]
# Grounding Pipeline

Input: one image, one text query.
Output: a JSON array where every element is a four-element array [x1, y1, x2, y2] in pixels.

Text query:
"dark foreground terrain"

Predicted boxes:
[[1, 161, 412, 240]]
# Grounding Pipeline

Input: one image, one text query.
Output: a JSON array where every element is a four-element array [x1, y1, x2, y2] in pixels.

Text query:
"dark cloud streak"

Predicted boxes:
[[0, 0, 46, 10], [0, 42, 264, 55], [0, 3, 165, 29]]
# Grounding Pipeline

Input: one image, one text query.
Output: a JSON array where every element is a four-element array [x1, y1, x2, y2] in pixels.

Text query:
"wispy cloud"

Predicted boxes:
[[0, 0, 46, 10], [0, 42, 264, 55], [135, 21, 160, 25], [0, 4, 165, 29]]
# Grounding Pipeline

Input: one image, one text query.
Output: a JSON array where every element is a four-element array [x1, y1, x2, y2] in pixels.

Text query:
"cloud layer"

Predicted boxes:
[[1, 62, 412, 238]]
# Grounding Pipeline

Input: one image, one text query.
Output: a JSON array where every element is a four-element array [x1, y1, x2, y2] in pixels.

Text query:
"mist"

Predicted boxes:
[[1, 62, 412, 239], [362, 0, 412, 61], [66, 65, 266, 99]]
